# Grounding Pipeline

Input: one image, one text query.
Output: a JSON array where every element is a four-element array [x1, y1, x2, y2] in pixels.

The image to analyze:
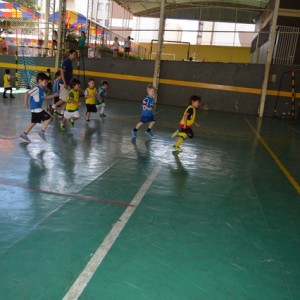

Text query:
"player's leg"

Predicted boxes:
[[8, 87, 14, 98], [3, 87, 8, 98], [145, 120, 155, 137], [132, 121, 143, 137], [99, 103, 106, 117]]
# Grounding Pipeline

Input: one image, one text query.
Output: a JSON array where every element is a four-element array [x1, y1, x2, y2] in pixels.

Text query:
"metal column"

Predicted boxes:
[[152, 0, 166, 102], [55, 0, 67, 70], [258, 0, 280, 117], [44, 0, 56, 52]]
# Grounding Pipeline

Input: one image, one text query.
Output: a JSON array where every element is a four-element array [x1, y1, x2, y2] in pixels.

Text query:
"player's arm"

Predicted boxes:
[[98, 90, 104, 103], [143, 104, 152, 111], [183, 112, 189, 128], [60, 68, 68, 89], [84, 90, 95, 99], [96, 92, 102, 102], [68, 97, 82, 106], [45, 93, 57, 100], [24, 92, 29, 108], [194, 121, 200, 128]]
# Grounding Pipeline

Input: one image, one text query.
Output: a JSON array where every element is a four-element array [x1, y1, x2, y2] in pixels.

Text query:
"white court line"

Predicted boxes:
[[63, 158, 164, 300]]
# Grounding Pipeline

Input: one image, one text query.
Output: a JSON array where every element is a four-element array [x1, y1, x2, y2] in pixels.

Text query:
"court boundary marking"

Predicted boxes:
[[0, 181, 134, 207], [62, 157, 164, 300], [245, 118, 300, 195]]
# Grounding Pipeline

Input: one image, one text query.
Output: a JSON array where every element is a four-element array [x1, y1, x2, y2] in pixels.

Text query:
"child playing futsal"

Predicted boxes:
[[97, 80, 109, 117], [59, 78, 81, 130], [20, 72, 57, 143], [3, 69, 15, 99], [85, 78, 99, 123], [48, 70, 61, 115], [171, 95, 201, 152], [131, 84, 156, 138]]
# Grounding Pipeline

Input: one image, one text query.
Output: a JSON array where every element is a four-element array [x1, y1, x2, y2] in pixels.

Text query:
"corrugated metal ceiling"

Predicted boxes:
[[114, 0, 272, 23]]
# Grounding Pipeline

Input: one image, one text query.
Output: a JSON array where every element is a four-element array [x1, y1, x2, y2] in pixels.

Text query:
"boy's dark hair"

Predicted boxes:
[[5, 69, 10, 74], [88, 78, 95, 83], [46, 68, 50, 72], [70, 78, 81, 88], [189, 95, 201, 104], [102, 80, 108, 86], [36, 72, 50, 82], [54, 70, 60, 78], [69, 49, 77, 55]]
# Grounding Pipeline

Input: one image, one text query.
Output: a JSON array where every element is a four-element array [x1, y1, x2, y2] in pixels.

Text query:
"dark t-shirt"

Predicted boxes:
[[61, 58, 73, 85]]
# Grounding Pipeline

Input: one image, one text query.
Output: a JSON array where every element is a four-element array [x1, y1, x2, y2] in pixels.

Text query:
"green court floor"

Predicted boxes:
[[0, 92, 299, 300]]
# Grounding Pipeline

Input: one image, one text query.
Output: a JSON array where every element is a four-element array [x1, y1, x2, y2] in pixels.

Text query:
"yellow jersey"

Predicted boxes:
[[85, 87, 97, 105], [66, 89, 80, 111], [3, 74, 11, 87], [180, 105, 196, 128]]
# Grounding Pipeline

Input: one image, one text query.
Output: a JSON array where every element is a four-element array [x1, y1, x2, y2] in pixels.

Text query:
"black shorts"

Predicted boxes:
[[31, 110, 51, 123], [86, 104, 97, 113], [180, 127, 194, 139], [124, 47, 130, 53]]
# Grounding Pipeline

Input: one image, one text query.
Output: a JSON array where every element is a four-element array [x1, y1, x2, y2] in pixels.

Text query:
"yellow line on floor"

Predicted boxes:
[[245, 118, 300, 195]]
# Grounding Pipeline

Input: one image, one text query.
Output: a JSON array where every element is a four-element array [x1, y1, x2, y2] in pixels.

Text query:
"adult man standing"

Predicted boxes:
[[51, 49, 77, 115]]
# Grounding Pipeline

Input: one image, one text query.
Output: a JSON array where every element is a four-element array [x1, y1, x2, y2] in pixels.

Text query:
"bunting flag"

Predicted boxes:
[[0, 0, 40, 19], [49, 10, 103, 35]]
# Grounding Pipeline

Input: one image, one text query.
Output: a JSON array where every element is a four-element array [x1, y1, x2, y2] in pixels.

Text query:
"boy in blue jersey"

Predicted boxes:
[[20, 72, 57, 143], [132, 84, 156, 138]]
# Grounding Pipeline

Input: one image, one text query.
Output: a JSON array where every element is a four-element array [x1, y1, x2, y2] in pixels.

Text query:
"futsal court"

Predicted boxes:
[[0, 90, 299, 299]]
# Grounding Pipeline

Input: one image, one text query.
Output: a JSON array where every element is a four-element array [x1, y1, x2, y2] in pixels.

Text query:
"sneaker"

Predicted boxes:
[[86, 119, 90, 124], [20, 133, 31, 143], [10, 95, 15, 99], [100, 113, 106, 117], [59, 124, 66, 131], [58, 112, 64, 118], [131, 129, 137, 138], [173, 145, 182, 152], [171, 129, 179, 138], [3, 95, 8, 98], [145, 130, 154, 138], [38, 131, 46, 142]]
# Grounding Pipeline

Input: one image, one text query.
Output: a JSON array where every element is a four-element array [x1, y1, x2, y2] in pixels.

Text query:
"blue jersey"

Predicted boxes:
[[53, 79, 60, 94], [28, 85, 46, 112], [141, 95, 154, 117]]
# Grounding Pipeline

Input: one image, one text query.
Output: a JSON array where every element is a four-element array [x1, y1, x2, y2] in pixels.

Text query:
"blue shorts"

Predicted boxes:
[[140, 115, 155, 123]]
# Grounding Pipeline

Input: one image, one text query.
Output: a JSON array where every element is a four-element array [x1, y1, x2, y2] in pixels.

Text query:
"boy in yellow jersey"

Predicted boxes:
[[171, 95, 201, 152], [3, 69, 15, 99], [59, 78, 81, 130], [84, 78, 99, 123]]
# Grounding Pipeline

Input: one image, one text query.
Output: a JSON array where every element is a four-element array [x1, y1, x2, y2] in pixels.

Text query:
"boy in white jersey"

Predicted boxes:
[[20, 73, 58, 143]]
